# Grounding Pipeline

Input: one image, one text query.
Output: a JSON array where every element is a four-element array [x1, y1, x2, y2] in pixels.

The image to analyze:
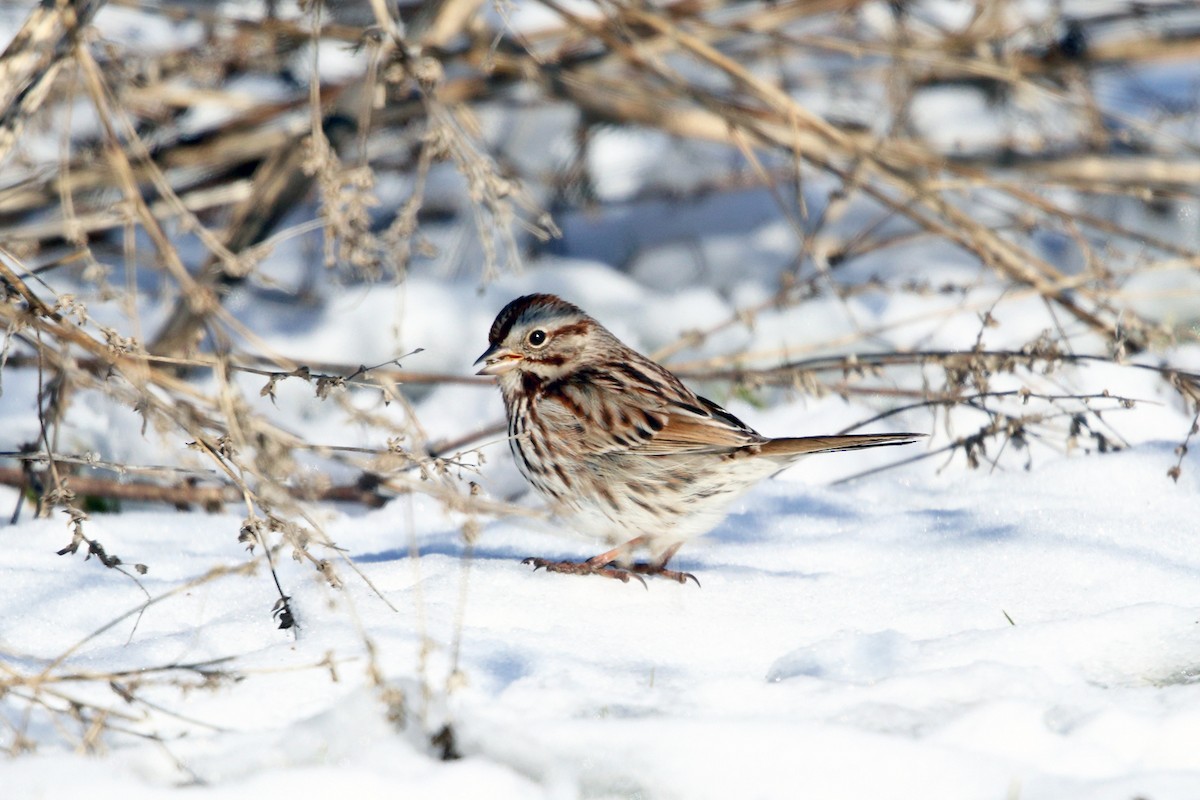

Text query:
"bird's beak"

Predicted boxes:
[[474, 343, 521, 376]]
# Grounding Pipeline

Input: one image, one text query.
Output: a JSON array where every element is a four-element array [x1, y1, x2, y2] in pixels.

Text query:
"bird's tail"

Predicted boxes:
[[759, 432, 924, 459]]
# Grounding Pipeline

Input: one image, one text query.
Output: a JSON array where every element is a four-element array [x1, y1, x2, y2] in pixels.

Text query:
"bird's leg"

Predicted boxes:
[[626, 542, 700, 587], [523, 537, 698, 586], [522, 536, 650, 586]]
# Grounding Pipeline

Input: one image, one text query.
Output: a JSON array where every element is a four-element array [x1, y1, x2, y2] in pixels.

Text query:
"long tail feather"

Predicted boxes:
[[759, 432, 924, 458]]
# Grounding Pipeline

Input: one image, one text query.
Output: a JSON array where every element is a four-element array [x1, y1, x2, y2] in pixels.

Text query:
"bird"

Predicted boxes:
[[475, 293, 921, 585]]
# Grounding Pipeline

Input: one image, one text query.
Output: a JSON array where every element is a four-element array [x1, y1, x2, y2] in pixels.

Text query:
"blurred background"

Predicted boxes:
[[2, 0, 1197, 504]]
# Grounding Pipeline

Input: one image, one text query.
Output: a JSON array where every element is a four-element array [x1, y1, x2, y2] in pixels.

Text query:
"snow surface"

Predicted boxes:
[[3, 2, 1200, 799], [4, 433, 1200, 799]]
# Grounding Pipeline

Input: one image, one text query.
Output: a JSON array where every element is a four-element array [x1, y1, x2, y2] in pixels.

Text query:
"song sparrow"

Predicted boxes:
[[476, 293, 921, 585]]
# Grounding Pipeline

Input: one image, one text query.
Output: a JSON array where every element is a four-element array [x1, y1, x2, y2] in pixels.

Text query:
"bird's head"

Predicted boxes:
[[475, 294, 607, 388]]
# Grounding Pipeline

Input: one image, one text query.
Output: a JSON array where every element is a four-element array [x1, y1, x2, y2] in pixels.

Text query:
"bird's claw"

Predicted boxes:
[[521, 557, 648, 588], [520, 557, 699, 587], [628, 564, 701, 587]]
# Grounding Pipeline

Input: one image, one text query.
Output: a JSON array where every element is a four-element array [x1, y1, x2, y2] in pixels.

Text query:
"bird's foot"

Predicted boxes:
[[521, 557, 647, 588], [627, 563, 701, 587], [520, 557, 699, 587]]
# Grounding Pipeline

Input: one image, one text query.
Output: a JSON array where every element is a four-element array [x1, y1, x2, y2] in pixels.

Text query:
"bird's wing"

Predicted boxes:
[[631, 395, 763, 454], [535, 362, 762, 456]]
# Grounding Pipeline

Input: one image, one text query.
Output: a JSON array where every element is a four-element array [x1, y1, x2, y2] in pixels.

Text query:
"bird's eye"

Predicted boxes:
[[527, 329, 548, 347]]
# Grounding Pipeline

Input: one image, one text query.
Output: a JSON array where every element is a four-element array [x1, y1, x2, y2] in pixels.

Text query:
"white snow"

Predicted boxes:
[[4, 267, 1198, 798]]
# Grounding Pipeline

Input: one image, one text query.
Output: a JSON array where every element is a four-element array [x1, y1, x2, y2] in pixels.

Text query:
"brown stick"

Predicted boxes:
[[0, 0, 107, 166], [0, 466, 389, 510]]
